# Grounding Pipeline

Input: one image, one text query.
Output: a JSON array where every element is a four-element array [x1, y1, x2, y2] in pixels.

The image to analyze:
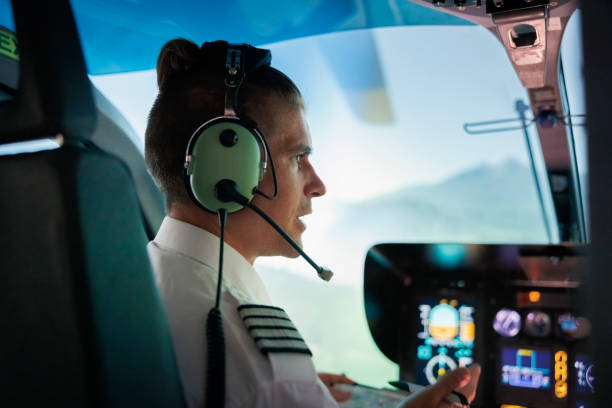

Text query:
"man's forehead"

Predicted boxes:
[[267, 107, 312, 152], [273, 131, 312, 155]]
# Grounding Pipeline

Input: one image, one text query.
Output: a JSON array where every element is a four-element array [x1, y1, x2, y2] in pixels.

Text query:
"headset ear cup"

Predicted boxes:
[[185, 117, 263, 213]]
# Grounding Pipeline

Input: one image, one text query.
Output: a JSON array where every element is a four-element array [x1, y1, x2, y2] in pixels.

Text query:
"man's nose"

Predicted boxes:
[[306, 168, 326, 198]]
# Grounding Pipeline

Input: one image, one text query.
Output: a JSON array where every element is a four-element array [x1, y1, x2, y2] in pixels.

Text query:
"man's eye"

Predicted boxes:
[[295, 153, 305, 163]]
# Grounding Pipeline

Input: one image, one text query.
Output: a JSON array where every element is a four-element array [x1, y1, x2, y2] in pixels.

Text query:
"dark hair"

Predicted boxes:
[[145, 38, 304, 208]]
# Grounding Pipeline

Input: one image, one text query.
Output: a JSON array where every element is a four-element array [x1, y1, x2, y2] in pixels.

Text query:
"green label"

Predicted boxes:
[[0, 27, 19, 61]]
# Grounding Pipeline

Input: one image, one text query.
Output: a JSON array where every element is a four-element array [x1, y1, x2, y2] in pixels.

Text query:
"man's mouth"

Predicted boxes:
[[296, 216, 306, 227], [296, 214, 310, 230]]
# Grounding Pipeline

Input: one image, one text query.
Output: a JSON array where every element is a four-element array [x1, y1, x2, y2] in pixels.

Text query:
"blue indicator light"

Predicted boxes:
[[430, 244, 467, 269], [418, 345, 432, 360], [455, 348, 473, 358]]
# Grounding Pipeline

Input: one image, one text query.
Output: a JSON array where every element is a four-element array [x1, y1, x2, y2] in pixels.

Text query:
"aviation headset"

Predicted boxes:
[[183, 41, 279, 213]]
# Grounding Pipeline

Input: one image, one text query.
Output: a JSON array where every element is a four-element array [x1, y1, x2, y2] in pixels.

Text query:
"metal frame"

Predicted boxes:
[[582, 2, 612, 407]]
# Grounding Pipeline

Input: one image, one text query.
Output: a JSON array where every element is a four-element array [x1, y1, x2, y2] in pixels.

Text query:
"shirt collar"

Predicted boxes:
[[153, 216, 271, 302]]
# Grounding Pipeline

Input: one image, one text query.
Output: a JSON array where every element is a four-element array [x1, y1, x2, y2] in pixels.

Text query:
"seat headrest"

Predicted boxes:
[[0, 0, 96, 144]]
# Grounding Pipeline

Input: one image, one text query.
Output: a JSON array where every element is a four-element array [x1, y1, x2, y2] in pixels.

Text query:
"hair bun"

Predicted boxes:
[[156, 38, 202, 90]]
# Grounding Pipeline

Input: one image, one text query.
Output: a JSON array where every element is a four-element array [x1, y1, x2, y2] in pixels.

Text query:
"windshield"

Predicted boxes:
[[90, 13, 585, 386]]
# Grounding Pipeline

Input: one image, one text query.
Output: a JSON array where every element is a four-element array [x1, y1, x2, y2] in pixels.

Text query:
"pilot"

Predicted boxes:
[[144, 38, 480, 407]]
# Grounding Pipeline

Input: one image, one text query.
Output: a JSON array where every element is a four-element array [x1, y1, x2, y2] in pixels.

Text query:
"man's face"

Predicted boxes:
[[247, 95, 326, 259]]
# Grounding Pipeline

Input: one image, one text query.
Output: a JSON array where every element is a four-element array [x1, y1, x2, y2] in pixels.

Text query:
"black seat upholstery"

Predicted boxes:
[[0, 1, 185, 406]]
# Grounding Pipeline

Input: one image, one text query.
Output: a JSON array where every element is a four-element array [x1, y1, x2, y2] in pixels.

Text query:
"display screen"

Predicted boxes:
[[416, 298, 475, 385], [501, 347, 551, 389], [575, 354, 595, 395]]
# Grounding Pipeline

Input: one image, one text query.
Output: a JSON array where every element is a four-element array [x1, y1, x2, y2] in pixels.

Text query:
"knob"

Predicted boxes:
[[219, 129, 239, 147]]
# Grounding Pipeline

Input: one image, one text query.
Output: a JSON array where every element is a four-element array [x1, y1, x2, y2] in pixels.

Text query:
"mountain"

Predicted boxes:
[[334, 159, 549, 244]]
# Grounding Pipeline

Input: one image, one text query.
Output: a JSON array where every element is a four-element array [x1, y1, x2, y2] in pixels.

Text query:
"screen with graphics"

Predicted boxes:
[[500, 347, 552, 390], [575, 353, 595, 395], [415, 298, 475, 385]]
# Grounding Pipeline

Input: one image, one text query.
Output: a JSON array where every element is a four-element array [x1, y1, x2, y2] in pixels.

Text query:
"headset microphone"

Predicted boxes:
[[216, 180, 334, 281]]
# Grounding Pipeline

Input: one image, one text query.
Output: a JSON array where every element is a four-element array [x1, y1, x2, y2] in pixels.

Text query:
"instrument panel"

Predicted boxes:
[[415, 297, 476, 385], [364, 243, 592, 408]]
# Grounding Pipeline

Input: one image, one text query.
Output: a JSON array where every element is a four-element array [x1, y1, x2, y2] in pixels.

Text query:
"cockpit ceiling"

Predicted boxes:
[[0, 0, 474, 75]]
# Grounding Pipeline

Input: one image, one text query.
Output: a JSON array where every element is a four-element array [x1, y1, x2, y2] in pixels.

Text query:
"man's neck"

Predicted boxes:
[[168, 201, 258, 265]]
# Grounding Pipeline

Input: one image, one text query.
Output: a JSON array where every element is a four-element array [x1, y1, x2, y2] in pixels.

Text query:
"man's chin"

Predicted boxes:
[[281, 234, 303, 258], [285, 249, 301, 259]]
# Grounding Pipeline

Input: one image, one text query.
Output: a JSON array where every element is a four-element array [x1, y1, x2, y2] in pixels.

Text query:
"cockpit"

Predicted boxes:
[[1, 1, 609, 407]]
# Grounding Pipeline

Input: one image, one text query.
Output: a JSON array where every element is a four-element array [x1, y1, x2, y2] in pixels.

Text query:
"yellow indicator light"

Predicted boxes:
[[555, 350, 567, 363], [500, 405, 527, 408], [555, 382, 568, 398], [460, 321, 475, 342], [554, 350, 568, 399], [528, 291, 541, 302]]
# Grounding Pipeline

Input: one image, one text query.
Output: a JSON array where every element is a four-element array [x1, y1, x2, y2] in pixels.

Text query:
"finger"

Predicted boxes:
[[328, 388, 352, 402], [318, 373, 355, 385], [334, 374, 356, 384], [396, 369, 471, 408], [417, 367, 471, 404], [317, 373, 334, 385], [436, 367, 471, 392], [456, 364, 480, 402], [458, 364, 481, 402]]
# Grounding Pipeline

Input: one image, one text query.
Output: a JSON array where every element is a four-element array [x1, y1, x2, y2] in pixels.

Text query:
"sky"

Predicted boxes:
[[92, 24, 539, 199]]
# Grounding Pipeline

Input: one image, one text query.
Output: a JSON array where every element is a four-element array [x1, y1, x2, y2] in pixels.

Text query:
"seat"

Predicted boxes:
[[0, 1, 185, 406]]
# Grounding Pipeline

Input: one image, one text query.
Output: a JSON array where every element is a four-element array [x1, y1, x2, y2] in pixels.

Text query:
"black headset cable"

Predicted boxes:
[[205, 209, 227, 408]]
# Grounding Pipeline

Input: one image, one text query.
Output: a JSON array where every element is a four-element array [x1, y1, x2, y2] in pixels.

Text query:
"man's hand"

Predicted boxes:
[[398, 364, 481, 408], [455, 364, 480, 403], [318, 372, 356, 402]]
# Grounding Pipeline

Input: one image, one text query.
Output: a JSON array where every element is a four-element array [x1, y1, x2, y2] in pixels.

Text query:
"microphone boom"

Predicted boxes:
[[215, 179, 333, 281]]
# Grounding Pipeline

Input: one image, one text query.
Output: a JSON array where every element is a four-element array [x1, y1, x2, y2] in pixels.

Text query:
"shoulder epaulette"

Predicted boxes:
[[237, 304, 312, 356]]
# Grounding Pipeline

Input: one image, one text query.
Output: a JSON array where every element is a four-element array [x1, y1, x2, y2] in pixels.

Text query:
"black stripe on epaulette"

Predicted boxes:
[[247, 325, 297, 332], [260, 347, 312, 356], [253, 336, 305, 342], [255, 338, 311, 354], [243, 315, 291, 321], [238, 304, 285, 312]]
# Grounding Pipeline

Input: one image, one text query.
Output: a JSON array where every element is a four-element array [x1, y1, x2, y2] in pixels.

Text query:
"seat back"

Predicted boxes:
[[0, 1, 185, 406]]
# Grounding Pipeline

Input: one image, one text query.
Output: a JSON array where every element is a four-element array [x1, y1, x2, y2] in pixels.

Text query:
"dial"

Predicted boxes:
[[493, 308, 521, 337], [525, 310, 552, 337]]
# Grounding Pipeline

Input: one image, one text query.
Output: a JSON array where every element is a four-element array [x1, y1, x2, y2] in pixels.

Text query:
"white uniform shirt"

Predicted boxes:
[[148, 216, 339, 408]]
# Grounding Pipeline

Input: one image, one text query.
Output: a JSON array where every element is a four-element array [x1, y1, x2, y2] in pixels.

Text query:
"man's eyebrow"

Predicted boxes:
[[287, 144, 313, 154]]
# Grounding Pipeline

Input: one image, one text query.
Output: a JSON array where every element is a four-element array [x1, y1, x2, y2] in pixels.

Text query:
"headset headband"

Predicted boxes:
[[201, 41, 272, 117], [184, 41, 278, 214]]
